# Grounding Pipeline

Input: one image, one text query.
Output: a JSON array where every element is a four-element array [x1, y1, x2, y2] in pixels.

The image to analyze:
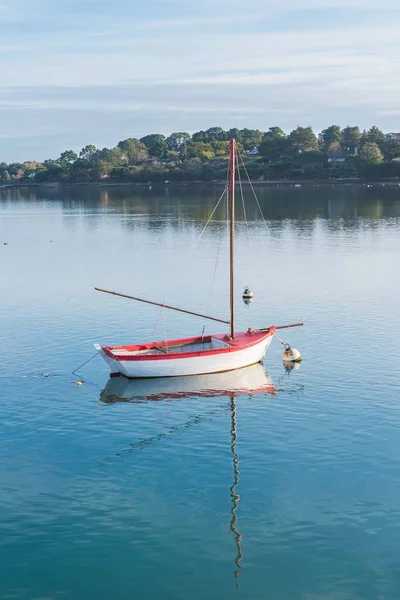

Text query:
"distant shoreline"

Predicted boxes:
[[1, 178, 400, 191]]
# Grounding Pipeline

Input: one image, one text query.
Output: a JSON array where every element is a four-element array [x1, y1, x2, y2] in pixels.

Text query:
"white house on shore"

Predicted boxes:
[[327, 146, 358, 164], [246, 147, 259, 156]]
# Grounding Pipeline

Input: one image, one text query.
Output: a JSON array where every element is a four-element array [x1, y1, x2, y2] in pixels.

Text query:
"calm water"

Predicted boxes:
[[1, 184, 400, 600]]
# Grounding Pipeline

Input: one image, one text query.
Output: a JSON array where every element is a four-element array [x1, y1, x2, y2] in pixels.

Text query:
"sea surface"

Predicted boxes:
[[0, 183, 400, 600]]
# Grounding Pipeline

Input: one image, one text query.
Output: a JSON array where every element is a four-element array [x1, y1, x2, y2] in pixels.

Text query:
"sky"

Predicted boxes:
[[1, 0, 400, 162]]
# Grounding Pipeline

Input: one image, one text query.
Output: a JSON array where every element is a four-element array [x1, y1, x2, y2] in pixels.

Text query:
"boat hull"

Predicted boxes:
[[95, 329, 275, 379]]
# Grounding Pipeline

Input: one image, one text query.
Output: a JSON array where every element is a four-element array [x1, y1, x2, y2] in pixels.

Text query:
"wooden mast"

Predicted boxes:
[[230, 139, 235, 339]]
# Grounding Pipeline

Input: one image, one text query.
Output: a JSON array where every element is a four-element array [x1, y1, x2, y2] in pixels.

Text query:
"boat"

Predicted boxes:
[[95, 139, 303, 378], [99, 362, 276, 403]]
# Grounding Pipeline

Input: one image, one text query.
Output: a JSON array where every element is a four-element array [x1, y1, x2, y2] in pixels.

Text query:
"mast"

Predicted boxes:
[[229, 139, 235, 339]]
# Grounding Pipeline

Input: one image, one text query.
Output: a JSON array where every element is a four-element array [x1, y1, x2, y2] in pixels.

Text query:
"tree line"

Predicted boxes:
[[1, 125, 400, 184]]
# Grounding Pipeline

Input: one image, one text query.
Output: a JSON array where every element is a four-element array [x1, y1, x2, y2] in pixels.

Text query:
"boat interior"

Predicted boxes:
[[110, 336, 231, 357]]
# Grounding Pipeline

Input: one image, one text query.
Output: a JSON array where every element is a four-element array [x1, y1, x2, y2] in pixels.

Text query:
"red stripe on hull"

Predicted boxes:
[[102, 329, 275, 362]]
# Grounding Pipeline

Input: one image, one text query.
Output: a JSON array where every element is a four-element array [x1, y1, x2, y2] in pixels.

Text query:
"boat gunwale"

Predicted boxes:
[[102, 329, 275, 362]]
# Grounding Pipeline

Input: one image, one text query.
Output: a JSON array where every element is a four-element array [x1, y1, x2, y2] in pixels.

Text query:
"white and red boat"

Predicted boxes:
[[94, 329, 275, 379], [95, 139, 302, 379]]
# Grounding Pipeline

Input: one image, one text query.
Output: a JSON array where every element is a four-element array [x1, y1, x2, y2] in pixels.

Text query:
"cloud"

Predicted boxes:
[[1, 0, 400, 160], [0, 78, 397, 162]]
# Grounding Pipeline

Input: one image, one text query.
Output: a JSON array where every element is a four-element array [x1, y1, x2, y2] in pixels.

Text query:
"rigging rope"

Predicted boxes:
[[162, 307, 168, 351], [236, 150, 249, 234], [203, 191, 227, 331], [237, 149, 270, 235], [152, 185, 229, 337], [201, 163, 231, 336], [150, 146, 269, 339]]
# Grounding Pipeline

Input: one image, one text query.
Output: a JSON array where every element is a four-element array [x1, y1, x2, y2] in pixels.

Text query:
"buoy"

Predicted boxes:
[[242, 286, 254, 299], [282, 345, 302, 363], [76, 380, 83, 386]]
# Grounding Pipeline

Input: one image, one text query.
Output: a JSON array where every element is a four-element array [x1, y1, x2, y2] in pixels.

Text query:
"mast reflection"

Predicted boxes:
[[230, 395, 243, 587]]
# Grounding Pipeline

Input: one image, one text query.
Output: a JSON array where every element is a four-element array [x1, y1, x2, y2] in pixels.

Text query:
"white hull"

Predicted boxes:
[[95, 332, 274, 379]]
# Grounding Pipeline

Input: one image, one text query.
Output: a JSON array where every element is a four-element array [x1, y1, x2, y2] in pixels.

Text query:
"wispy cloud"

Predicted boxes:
[[1, 0, 400, 161]]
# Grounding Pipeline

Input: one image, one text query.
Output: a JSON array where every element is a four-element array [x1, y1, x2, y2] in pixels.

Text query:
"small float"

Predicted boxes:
[[242, 286, 254, 300]]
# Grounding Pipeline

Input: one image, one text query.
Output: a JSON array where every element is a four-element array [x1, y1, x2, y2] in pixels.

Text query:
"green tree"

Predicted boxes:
[[258, 127, 287, 161], [192, 127, 227, 143], [140, 134, 167, 158], [93, 160, 114, 179], [165, 132, 191, 152], [165, 150, 180, 161], [382, 133, 400, 160], [342, 126, 361, 152], [36, 160, 63, 181], [99, 147, 128, 167], [212, 141, 231, 156], [359, 142, 384, 164], [117, 138, 148, 164], [240, 128, 263, 149], [319, 125, 342, 150], [59, 150, 78, 164], [79, 144, 97, 160], [364, 126, 385, 148], [288, 126, 318, 153], [296, 150, 326, 164], [186, 142, 215, 160], [3, 170, 11, 181], [227, 128, 242, 143]]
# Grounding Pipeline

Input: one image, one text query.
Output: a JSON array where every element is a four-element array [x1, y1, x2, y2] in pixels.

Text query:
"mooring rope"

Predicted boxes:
[[72, 352, 98, 375], [273, 331, 291, 350]]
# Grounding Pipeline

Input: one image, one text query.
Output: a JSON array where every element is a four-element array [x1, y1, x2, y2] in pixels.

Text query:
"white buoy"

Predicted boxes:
[[282, 346, 302, 363], [242, 286, 254, 299]]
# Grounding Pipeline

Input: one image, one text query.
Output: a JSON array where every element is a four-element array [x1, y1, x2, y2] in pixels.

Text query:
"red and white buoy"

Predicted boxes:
[[283, 345, 302, 363]]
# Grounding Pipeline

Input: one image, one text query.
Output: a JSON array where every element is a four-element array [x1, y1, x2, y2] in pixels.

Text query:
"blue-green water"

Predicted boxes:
[[1, 184, 400, 599]]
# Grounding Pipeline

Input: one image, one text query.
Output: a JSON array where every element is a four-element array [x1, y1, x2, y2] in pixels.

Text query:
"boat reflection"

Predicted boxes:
[[99, 364, 275, 586], [99, 362, 276, 404]]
